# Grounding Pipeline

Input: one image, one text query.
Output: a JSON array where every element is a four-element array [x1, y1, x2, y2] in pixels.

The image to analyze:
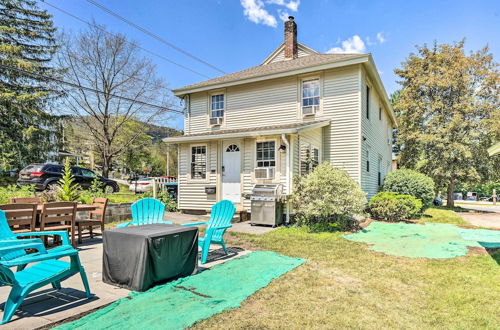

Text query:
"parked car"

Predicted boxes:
[[128, 177, 153, 193], [17, 163, 120, 193]]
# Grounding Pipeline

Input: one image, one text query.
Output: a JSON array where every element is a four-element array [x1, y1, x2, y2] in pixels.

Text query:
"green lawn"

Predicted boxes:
[[418, 207, 469, 226], [191, 211, 500, 329]]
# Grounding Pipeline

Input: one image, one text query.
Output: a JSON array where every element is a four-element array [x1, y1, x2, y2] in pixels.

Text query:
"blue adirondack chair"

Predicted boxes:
[[182, 200, 236, 264], [0, 210, 73, 268], [117, 198, 172, 228], [0, 212, 91, 324]]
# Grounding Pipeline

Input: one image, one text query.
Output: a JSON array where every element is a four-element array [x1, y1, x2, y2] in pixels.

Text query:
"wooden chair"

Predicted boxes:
[[76, 197, 108, 244], [0, 204, 37, 234], [39, 202, 77, 247], [9, 197, 42, 204]]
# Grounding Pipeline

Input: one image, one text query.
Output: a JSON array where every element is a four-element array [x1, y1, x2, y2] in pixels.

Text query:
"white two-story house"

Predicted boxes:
[[165, 17, 396, 214]]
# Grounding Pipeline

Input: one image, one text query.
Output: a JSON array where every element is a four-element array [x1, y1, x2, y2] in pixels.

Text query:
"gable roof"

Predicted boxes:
[[173, 53, 363, 95], [261, 42, 319, 65]]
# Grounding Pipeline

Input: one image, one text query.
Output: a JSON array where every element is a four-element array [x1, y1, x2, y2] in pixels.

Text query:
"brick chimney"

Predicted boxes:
[[284, 16, 298, 59]]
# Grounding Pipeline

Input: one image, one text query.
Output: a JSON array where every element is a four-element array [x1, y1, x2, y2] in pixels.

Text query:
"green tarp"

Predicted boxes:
[[344, 222, 500, 259], [57, 251, 305, 330]]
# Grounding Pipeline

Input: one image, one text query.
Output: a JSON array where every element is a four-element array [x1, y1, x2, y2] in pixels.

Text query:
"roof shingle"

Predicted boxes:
[[174, 53, 362, 93]]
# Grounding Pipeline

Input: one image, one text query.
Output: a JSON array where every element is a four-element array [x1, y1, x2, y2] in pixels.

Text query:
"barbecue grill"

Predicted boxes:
[[250, 184, 285, 227]]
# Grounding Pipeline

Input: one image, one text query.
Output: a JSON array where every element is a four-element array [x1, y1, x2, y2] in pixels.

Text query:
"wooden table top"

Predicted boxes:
[[36, 204, 98, 212]]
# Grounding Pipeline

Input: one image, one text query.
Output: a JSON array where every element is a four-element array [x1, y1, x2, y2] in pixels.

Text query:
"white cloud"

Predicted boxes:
[[327, 35, 366, 54], [266, 0, 300, 12], [277, 9, 290, 22], [241, 0, 277, 27], [241, 0, 300, 27], [365, 36, 376, 46], [376, 32, 386, 43]]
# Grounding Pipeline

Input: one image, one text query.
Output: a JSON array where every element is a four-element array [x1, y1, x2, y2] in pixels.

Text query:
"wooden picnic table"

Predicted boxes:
[[35, 203, 98, 247], [35, 203, 98, 213]]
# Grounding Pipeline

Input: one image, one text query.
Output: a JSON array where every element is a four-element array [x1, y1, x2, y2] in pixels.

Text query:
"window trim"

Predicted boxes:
[[300, 77, 321, 117], [189, 143, 209, 182], [255, 140, 276, 169], [209, 93, 225, 119], [366, 85, 370, 120], [366, 149, 370, 173], [377, 156, 383, 186], [300, 143, 320, 176]]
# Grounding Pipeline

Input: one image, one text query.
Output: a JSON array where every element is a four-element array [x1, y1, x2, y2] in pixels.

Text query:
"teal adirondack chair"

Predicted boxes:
[[117, 198, 172, 228], [0, 211, 91, 324], [182, 200, 235, 264], [0, 210, 73, 268]]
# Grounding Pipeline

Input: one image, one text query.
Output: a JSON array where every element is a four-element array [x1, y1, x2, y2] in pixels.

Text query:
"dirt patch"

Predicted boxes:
[[467, 246, 489, 255]]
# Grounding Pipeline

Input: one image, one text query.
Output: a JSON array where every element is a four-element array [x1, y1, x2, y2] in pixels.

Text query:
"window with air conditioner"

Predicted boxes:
[[255, 141, 275, 179], [210, 93, 224, 125], [302, 79, 320, 116]]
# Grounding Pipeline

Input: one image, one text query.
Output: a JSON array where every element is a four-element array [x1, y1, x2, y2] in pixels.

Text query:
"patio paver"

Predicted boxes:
[[0, 236, 250, 329]]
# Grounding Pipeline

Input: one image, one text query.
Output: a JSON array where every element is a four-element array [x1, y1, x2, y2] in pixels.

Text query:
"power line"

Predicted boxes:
[[40, 0, 212, 79], [84, 0, 226, 75], [0, 63, 184, 115]]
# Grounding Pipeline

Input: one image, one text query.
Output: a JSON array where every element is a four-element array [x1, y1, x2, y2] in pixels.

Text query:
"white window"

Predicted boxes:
[[191, 146, 206, 179], [366, 149, 370, 172], [366, 86, 370, 119], [378, 157, 382, 186], [300, 144, 320, 176], [211, 94, 224, 118], [302, 79, 320, 115], [256, 141, 275, 168]]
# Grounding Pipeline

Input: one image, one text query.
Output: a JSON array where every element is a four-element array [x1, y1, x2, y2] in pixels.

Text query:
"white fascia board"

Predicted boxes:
[[173, 55, 369, 97]]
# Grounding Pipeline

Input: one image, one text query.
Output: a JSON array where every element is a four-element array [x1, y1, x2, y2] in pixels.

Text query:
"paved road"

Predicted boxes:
[[458, 212, 500, 229], [455, 202, 500, 213]]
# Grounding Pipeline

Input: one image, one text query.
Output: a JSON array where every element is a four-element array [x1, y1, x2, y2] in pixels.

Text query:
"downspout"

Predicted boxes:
[[281, 133, 290, 224]]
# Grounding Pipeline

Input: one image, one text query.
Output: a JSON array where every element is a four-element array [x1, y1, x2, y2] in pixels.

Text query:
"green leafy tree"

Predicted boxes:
[[57, 158, 80, 201], [394, 41, 500, 207], [0, 0, 61, 168]]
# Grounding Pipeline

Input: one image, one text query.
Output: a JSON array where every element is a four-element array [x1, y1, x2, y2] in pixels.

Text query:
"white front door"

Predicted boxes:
[[222, 142, 241, 203]]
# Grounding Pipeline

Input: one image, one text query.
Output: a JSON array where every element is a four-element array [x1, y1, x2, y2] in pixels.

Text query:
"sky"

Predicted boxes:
[[38, 0, 500, 129]]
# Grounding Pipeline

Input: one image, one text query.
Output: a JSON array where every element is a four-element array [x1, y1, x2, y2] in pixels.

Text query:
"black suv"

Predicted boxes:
[[17, 163, 120, 193]]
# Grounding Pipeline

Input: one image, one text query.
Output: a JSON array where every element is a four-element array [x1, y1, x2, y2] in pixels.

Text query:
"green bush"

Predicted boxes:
[[0, 185, 35, 204], [143, 190, 177, 212], [369, 192, 422, 221], [382, 169, 435, 209], [57, 158, 80, 201], [290, 162, 367, 231]]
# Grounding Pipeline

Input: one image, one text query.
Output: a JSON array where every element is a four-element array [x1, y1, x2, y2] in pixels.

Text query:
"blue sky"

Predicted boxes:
[[39, 0, 500, 129]]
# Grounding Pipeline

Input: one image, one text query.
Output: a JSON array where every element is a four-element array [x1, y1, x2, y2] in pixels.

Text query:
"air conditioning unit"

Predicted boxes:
[[210, 117, 223, 126], [254, 167, 275, 180], [302, 105, 318, 116]]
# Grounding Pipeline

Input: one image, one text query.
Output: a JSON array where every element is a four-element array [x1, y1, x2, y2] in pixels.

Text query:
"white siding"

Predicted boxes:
[[186, 94, 208, 135], [268, 46, 313, 64], [360, 71, 393, 199], [178, 142, 217, 211], [322, 65, 362, 182], [225, 78, 299, 129]]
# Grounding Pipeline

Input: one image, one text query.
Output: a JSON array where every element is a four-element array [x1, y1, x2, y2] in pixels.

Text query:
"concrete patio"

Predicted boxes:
[[0, 217, 277, 329]]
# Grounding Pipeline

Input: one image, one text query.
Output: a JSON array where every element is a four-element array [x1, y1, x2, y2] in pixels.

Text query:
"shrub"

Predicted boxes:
[[290, 162, 367, 231], [0, 185, 35, 204], [57, 158, 80, 201], [369, 192, 422, 221], [143, 190, 177, 212], [382, 169, 435, 209]]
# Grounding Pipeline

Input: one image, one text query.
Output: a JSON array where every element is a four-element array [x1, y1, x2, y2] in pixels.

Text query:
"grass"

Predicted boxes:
[[417, 207, 469, 226], [191, 226, 500, 329]]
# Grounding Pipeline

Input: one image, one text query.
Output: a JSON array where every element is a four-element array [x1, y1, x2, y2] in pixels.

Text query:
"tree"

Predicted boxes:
[[0, 0, 61, 168], [394, 41, 500, 207], [58, 23, 172, 177]]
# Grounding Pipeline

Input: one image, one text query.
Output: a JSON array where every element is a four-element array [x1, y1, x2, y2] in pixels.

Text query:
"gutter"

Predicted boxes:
[[281, 133, 291, 225]]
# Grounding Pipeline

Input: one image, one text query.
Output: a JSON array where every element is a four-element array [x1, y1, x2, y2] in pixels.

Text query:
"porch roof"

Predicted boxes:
[[163, 120, 330, 143]]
